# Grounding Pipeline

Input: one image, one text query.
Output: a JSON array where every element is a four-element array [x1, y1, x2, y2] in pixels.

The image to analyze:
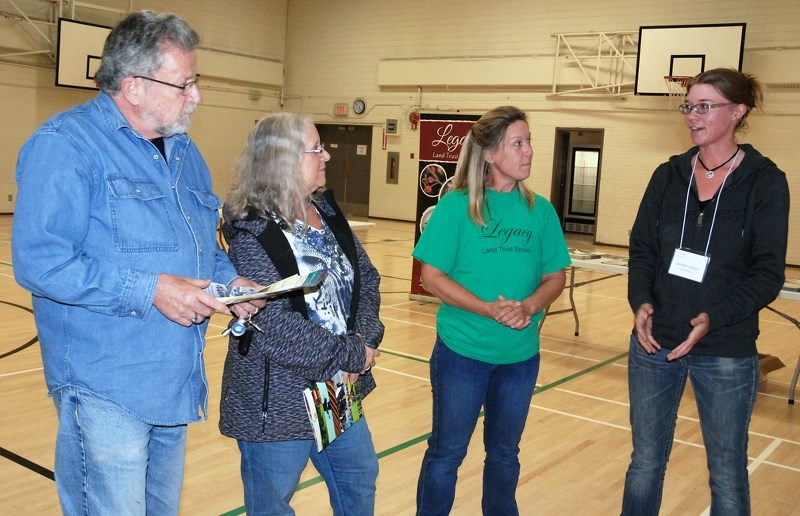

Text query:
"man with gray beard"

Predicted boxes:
[[12, 10, 263, 515]]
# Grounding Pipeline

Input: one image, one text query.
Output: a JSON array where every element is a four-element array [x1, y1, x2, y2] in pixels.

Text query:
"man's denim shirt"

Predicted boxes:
[[12, 92, 238, 424]]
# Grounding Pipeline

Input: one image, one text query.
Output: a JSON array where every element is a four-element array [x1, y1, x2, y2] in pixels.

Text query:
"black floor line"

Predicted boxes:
[[0, 446, 55, 481]]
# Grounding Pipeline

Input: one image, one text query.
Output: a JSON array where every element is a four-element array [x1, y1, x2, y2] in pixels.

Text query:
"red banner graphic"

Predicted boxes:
[[410, 114, 479, 299]]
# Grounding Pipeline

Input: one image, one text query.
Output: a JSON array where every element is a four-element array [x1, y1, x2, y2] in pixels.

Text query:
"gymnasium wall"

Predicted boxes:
[[281, 0, 799, 263], [0, 0, 797, 263]]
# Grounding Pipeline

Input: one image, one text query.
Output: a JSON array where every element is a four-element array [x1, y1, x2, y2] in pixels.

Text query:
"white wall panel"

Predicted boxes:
[[377, 57, 553, 88]]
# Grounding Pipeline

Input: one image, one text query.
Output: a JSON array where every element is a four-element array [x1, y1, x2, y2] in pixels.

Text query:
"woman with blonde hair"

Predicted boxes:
[[413, 105, 570, 515]]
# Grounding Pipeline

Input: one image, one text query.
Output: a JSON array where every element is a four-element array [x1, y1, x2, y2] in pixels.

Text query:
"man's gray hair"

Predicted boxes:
[[94, 10, 199, 94]]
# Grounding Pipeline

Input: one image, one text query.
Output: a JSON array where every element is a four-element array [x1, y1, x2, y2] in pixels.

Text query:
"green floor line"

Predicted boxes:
[[377, 432, 431, 458], [219, 350, 629, 515], [533, 351, 629, 395]]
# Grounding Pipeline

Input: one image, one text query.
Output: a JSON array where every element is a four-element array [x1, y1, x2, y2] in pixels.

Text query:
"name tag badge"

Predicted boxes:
[[668, 248, 710, 283]]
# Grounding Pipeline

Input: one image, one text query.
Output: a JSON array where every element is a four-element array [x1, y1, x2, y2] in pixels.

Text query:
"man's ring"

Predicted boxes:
[[191, 313, 198, 323]]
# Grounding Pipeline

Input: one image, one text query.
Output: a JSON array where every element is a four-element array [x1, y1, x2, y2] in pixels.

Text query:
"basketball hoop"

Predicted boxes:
[[664, 75, 692, 109]]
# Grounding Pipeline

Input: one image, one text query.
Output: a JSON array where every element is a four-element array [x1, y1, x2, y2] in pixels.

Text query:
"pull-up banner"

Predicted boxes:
[[410, 113, 479, 300]]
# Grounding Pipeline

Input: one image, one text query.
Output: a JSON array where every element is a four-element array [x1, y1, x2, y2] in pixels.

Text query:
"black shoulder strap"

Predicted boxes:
[[314, 190, 360, 330], [252, 219, 309, 318], [317, 190, 358, 267]]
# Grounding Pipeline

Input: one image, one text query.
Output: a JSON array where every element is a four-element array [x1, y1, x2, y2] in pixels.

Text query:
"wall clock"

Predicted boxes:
[[353, 98, 366, 115]]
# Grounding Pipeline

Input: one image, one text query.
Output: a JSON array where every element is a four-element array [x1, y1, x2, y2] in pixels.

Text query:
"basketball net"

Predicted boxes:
[[664, 75, 691, 109]]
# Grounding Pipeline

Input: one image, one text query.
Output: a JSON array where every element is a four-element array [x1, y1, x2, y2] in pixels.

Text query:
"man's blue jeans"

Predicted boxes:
[[416, 337, 540, 516], [238, 417, 378, 516], [622, 334, 759, 516], [52, 386, 187, 516]]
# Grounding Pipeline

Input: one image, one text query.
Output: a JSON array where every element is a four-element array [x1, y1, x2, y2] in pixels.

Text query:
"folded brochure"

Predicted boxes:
[[206, 268, 328, 304]]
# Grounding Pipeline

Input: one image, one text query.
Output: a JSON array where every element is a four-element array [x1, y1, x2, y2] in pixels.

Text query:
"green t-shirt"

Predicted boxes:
[[412, 187, 571, 364]]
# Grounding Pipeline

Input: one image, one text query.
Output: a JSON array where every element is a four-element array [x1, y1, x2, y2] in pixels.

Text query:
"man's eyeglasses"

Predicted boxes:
[[304, 143, 326, 155], [678, 102, 734, 115], [134, 74, 200, 95]]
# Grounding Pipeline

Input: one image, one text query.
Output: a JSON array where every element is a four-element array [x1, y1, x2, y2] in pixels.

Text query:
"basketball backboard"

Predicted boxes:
[[635, 23, 746, 96], [56, 18, 111, 90]]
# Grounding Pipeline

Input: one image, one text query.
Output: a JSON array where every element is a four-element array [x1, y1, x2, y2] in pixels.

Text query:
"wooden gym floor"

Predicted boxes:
[[1, 214, 798, 515]]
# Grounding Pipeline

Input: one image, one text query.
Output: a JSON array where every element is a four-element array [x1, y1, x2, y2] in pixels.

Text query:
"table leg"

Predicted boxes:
[[790, 356, 800, 405], [569, 266, 579, 336], [763, 305, 800, 404]]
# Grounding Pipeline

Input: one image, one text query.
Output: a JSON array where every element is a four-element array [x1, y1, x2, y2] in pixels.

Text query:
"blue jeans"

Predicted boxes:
[[52, 386, 187, 516], [238, 417, 378, 516], [622, 334, 759, 516], [416, 337, 540, 516]]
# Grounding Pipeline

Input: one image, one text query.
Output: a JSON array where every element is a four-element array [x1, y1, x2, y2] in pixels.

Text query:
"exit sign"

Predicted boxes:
[[334, 103, 348, 117]]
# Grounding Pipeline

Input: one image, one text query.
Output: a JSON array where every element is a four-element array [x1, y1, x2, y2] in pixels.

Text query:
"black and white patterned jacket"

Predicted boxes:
[[219, 190, 383, 441]]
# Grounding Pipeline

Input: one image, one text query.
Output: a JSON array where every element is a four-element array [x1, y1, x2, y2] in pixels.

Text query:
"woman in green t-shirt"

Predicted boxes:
[[413, 106, 571, 515]]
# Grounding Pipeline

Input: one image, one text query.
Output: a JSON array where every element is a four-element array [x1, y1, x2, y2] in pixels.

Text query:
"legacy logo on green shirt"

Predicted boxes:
[[481, 221, 533, 245]]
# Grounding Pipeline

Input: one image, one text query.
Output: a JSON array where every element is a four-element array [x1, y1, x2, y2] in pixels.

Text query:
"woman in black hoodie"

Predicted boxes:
[[622, 68, 790, 516]]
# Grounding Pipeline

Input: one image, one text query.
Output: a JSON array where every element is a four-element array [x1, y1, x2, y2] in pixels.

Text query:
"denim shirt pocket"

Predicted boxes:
[[188, 188, 223, 235], [107, 177, 179, 252]]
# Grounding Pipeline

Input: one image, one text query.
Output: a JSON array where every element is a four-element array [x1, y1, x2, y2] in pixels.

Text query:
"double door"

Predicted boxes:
[[316, 124, 373, 216]]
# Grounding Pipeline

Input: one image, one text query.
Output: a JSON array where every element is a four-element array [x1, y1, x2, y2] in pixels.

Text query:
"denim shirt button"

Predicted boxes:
[[130, 310, 138, 316]]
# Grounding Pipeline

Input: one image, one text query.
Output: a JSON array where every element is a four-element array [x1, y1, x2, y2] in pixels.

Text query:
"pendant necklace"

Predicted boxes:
[[698, 146, 739, 179]]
